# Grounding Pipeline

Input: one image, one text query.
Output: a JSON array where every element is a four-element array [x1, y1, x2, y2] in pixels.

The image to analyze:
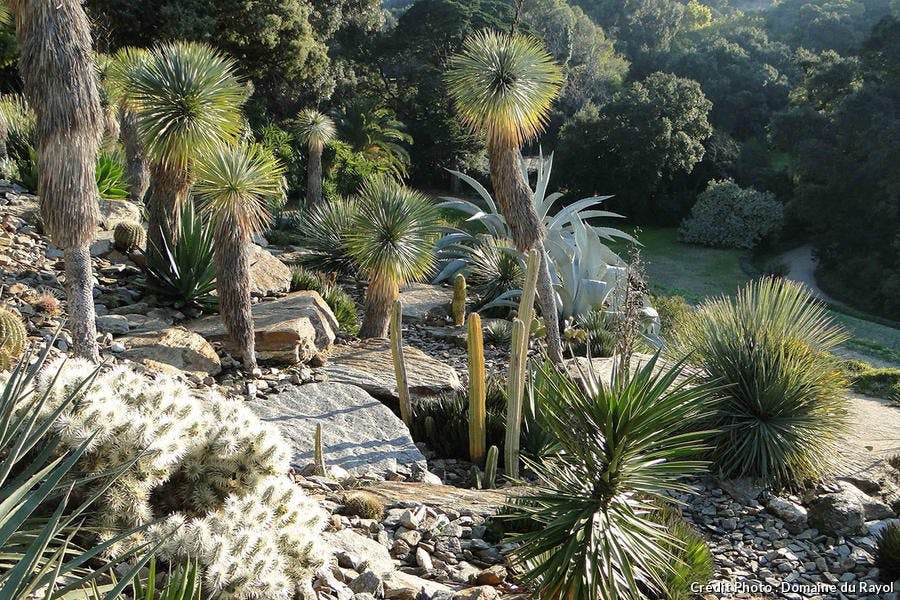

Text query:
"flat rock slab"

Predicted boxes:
[[117, 326, 221, 379], [360, 481, 521, 520], [248, 244, 292, 297], [248, 382, 426, 477], [324, 338, 462, 403], [190, 291, 337, 365], [399, 283, 452, 325]]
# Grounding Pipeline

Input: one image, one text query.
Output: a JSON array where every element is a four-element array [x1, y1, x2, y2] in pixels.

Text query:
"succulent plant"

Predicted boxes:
[[876, 522, 900, 581], [342, 491, 385, 520], [113, 219, 147, 253], [452, 274, 467, 326], [29, 292, 62, 317], [0, 305, 27, 370]]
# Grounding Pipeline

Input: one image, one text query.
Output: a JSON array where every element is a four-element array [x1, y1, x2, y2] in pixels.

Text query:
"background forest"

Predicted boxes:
[[1, 0, 898, 319]]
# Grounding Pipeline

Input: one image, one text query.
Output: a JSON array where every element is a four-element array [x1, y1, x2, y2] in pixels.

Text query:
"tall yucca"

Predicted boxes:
[[13, 0, 104, 362], [345, 179, 439, 338], [131, 41, 246, 267], [104, 47, 153, 204], [194, 144, 285, 370], [445, 31, 565, 362], [296, 109, 335, 208], [671, 277, 850, 487]]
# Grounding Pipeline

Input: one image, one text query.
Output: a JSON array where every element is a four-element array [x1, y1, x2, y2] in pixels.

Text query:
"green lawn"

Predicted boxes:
[[615, 226, 900, 368]]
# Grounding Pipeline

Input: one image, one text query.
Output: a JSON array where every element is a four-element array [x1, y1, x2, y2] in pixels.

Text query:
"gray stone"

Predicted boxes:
[[117, 327, 221, 379], [96, 314, 130, 335], [808, 485, 867, 537], [721, 478, 765, 505], [324, 339, 462, 403], [767, 497, 808, 534], [383, 571, 453, 600], [190, 291, 337, 365], [249, 383, 426, 477], [98, 198, 142, 230], [349, 570, 383, 597], [248, 244, 292, 297], [324, 529, 394, 577], [398, 283, 452, 325]]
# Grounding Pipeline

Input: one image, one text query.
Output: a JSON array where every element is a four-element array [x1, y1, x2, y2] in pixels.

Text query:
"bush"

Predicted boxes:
[[839, 359, 900, 402], [290, 267, 360, 335], [342, 491, 385, 520], [322, 141, 385, 198], [573, 309, 616, 357], [506, 355, 716, 600], [875, 523, 900, 581], [679, 179, 783, 250], [467, 236, 525, 310], [651, 294, 693, 342], [672, 277, 849, 487], [660, 512, 714, 600], [292, 198, 358, 276]]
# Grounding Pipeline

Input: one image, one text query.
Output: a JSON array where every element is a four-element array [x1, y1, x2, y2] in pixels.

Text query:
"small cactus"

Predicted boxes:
[[113, 220, 146, 253], [452, 274, 467, 326], [483, 445, 499, 489], [314, 423, 326, 476], [467, 312, 486, 462], [342, 491, 384, 520], [389, 300, 412, 426], [30, 293, 61, 318], [0, 305, 27, 370], [424, 415, 436, 445]]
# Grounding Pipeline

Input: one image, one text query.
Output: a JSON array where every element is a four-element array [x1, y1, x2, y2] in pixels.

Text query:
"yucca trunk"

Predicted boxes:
[[360, 275, 399, 338], [215, 214, 256, 370], [120, 107, 150, 204], [307, 142, 324, 207], [147, 162, 192, 267], [15, 0, 103, 362], [0, 111, 8, 166], [487, 141, 563, 363]]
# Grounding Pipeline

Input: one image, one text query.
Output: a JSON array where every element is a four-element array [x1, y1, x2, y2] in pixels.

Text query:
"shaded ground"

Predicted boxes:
[[836, 392, 900, 477]]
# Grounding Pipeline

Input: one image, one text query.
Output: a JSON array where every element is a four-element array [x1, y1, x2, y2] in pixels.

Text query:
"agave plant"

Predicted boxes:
[[671, 277, 850, 487], [506, 354, 716, 600], [344, 178, 439, 338]]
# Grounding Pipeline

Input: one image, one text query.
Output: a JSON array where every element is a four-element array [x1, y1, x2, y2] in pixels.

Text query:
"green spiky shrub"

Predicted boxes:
[[671, 277, 849, 487], [839, 359, 900, 402], [875, 523, 900, 581], [146, 201, 218, 310], [651, 294, 693, 342], [289, 267, 360, 335], [293, 198, 358, 276], [467, 236, 524, 310], [114, 220, 147, 253], [573, 309, 616, 357], [483, 319, 513, 346], [0, 306, 27, 370], [23, 358, 328, 599], [96, 152, 130, 200], [658, 512, 714, 600], [505, 355, 716, 600]]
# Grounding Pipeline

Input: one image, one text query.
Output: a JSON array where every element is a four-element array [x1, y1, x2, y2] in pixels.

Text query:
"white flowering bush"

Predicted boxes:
[[679, 179, 783, 250], [22, 358, 328, 599]]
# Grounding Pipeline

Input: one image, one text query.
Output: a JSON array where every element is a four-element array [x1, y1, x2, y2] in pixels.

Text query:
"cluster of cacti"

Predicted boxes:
[[23, 358, 328, 599], [470, 445, 500, 490], [113, 219, 147, 253], [467, 312, 486, 462], [505, 249, 540, 479], [29, 292, 62, 317], [0, 305, 27, 370], [342, 490, 385, 519], [390, 300, 413, 425], [452, 274, 467, 326]]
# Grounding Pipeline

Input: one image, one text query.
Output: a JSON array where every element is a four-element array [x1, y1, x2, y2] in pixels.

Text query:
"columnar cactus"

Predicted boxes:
[[452, 274, 467, 326], [467, 312, 486, 462], [0, 305, 27, 370], [389, 300, 412, 425], [483, 445, 499, 489], [314, 423, 326, 476], [113, 220, 147, 253]]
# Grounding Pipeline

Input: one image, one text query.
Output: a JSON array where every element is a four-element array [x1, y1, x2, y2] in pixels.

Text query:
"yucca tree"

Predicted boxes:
[[296, 109, 335, 208], [345, 179, 439, 338], [104, 46, 152, 204], [13, 0, 104, 362], [130, 41, 246, 268], [194, 143, 285, 371], [446, 30, 565, 363]]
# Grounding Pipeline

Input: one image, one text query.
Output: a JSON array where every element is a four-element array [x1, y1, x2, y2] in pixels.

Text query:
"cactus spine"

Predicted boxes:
[[452, 274, 467, 326], [113, 220, 147, 253], [389, 300, 412, 426], [504, 250, 540, 479], [314, 423, 326, 476], [0, 305, 27, 370], [467, 312, 486, 462], [483, 445, 499, 489]]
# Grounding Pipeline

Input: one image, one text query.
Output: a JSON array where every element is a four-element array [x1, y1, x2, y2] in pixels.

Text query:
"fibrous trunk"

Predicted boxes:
[[15, 0, 104, 362], [359, 275, 398, 338], [146, 162, 191, 268], [215, 215, 256, 370], [307, 143, 324, 208], [487, 141, 563, 363], [120, 107, 150, 204]]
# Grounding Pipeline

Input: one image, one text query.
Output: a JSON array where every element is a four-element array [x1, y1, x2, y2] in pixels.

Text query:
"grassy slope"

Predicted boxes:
[[617, 226, 900, 367]]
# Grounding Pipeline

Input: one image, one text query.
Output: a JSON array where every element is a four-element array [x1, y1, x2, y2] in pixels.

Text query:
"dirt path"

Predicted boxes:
[[779, 245, 848, 309], [834, 392, 900, 477]]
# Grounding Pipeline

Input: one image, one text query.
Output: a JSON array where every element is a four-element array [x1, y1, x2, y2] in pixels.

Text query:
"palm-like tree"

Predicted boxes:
[[104, 47, 153, 204], [345, 179, 439, 338], [295, 109, 335, 208], [194, 144, 285, 371], [334, 99, 413, 180], [14, 0, 104, 362], [130, 41, 246, 267], [446, 31, 565, 363]]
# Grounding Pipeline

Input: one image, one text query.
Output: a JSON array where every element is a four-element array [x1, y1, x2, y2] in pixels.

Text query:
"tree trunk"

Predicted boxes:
[[0, 111, 8, 166], [307, 143, 324, 208], [487, 142, 564, 363], [64, 245, 100, 362], [359, 275, 398, 338], [215, 216, 256, 370], [146, 162, 191, 268], [120, 107, 150, 204]]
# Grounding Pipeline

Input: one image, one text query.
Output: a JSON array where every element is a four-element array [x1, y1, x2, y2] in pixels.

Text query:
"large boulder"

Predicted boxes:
[[116, 326, 221, 379], [248, 244, 292, 297], [323, 529, 394, 577], [399, 283, 452, 325], [190, 291, 337, 365], [324, 339, 462, 403], [807, 482, 893, 537], [98, 198, 142, 230], [248, 382, 427, 477]]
